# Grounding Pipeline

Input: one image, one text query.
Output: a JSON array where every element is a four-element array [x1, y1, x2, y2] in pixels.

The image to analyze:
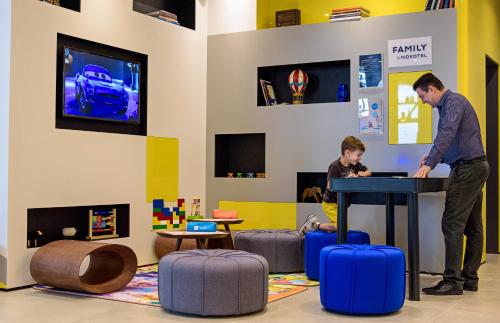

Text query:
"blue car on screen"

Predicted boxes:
[[75, 64, 129, 115]]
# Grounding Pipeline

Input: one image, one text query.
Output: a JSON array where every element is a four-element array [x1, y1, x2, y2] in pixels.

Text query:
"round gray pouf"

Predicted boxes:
[[234, 230, 304, 273], [158, 249, 269, 316]]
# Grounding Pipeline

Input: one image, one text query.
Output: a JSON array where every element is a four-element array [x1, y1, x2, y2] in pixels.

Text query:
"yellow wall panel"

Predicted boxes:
[[257, 0, 427, 29], [458, 0, 500, 253], [218, 201, 297, 230], [146, 137, 179, 202]]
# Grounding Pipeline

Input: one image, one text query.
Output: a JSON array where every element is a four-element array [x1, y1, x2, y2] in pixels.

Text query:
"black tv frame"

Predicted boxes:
[[55, 33, 148, 136]]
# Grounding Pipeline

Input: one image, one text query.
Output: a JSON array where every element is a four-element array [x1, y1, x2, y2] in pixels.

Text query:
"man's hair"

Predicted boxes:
[[413, 73, 445, 92], [341, 136, 365, 155]]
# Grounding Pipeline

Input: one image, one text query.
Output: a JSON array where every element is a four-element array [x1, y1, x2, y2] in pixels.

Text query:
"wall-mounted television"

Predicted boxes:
[[56, 33, 148, 135]]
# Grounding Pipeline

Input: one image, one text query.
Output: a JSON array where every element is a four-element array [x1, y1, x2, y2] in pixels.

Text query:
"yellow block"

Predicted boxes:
[[146, 137, 179, 202], [257, 0, 427, 29], [388, 71, 433, 145], [218, 201, 296, 230]]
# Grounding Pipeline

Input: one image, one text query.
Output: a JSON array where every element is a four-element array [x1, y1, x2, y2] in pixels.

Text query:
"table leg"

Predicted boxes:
[[408, 193, 420, 301], [386, 193, 395, 246], [207, 224, 235, 249], [175, 238, 183, 251], [196, 238, 206, 249], [337, 192, 348, 244]]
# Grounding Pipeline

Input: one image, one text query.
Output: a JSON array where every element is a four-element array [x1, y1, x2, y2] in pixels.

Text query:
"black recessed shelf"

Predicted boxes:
[[133, 0, 196, 30], [40, 0, 81, 12], [27, 204, 130, 248], [215, 134, 265, 178], [257, 60, 351, 106], [297, 172, 327, 203]]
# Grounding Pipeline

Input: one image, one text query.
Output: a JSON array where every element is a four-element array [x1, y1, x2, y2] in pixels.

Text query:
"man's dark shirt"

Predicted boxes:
[[425, 90, 485, 168]]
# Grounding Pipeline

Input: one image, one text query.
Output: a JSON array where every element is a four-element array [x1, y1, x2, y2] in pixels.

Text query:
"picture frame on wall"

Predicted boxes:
[[359, 53, 383, 88], [358, 96, 383, 135], [260, 79, 278, 106]]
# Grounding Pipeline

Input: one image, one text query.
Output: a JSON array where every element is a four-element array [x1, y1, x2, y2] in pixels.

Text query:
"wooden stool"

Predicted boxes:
[[30, 240, 137, 294]]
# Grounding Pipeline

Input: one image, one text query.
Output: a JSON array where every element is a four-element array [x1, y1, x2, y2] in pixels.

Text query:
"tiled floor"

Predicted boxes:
[[1, 255, 499, 323]]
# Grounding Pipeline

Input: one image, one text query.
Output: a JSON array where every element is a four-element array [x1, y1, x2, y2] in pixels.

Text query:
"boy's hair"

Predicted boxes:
[[412, 73, 445, 92], [341, 136, 365, 155]]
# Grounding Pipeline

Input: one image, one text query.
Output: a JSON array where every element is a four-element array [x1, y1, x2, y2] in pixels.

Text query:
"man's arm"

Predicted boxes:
[[424, 99, 464, 169]]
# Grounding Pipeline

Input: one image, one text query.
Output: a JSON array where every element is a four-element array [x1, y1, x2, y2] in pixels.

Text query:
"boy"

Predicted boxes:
[[299, 136, 371, 236]]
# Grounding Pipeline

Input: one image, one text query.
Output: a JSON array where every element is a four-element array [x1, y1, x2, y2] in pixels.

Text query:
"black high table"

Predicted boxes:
[[331, 177, 448, 301]]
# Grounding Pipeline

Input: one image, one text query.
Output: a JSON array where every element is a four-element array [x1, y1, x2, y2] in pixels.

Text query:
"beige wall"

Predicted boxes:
[[208, 0, 256, 35], [5, 0, 207, 288]]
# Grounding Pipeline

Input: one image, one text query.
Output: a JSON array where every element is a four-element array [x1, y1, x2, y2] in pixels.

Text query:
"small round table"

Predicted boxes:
[[187, 218, 244, 249], [155, 230, 229, 251]]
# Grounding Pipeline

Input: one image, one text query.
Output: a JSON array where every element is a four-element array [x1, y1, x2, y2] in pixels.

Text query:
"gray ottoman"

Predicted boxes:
[[234, 230, 304, 273], [158, 249, 268, 316]]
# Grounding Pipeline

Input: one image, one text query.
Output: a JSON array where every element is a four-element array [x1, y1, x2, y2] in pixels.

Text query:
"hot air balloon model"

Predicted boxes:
[[288, 69, 308, 104]]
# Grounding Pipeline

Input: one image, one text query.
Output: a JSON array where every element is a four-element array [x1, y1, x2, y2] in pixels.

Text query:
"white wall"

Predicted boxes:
[[208, 0, 256, 35], [0, 0, 12, 287], [6, 0, 207, 288]]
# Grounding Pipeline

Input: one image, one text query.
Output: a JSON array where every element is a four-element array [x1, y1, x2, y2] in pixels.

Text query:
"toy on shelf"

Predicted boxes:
[[188, 197, 204, 220], [87, 208, 119, 240], [187, 221, 217, 232], [152, 199, 186, 230], [336, 83, 349, 102], [27, 230, 43, 248], [212, 209, 237, 219], [288, 69, 308, 104], [62, 227, 78, 239]]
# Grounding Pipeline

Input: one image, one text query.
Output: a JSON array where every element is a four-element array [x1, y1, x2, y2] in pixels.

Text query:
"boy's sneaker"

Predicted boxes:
[[298, 214, 320, 237]]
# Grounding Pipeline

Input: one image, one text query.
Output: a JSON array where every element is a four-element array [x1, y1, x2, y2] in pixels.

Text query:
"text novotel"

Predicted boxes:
[[392, 44, 428, 59]]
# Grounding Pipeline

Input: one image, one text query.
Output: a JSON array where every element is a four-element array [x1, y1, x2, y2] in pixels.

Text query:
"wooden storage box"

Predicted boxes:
[[276, 9, 301, 27]]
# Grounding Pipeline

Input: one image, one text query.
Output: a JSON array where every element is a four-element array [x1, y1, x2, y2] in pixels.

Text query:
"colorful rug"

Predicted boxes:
[[34, 265, 309, 306], [269, 273, 319, 286]]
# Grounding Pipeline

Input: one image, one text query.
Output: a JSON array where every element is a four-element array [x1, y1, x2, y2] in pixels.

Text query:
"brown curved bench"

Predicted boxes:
[[30, 240, 137, 294]]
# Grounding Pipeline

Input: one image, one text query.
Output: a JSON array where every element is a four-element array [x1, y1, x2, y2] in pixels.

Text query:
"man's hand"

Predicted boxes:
[[419, 155, 429, 167], [413, 165, 431, 178]]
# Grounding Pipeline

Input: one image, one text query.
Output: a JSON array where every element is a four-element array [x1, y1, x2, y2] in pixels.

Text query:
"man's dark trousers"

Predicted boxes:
[[443, 160, 490, 288]]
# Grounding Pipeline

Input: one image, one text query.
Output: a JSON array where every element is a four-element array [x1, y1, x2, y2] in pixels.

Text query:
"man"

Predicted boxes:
[[413, 73, 489, 296]]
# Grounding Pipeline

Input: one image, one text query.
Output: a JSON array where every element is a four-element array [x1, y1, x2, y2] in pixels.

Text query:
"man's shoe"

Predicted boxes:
[[422, 280, 463, 296], [463, 283, 478, 292]]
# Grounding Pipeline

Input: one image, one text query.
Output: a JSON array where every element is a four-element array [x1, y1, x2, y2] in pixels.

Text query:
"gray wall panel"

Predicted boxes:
[[207, 10, 457, 273]]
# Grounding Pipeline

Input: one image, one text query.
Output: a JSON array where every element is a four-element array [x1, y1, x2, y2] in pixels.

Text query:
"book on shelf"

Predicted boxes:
[[146, 10, 178, 20], [331, 6, 370, 14], [425, 0, 454, 10], [260, 79, 277, 106], [330, 7, 369, 22], [331, 12, 368, 19], [156, 16, 180, 25], [330, 16, 362, 22]]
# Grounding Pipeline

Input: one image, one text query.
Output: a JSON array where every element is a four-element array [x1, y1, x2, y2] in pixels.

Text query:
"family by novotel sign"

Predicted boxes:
[[388, 36, 432, 67]]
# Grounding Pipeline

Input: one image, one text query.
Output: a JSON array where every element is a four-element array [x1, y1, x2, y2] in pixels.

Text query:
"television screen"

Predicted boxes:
[[63, 47, 140, 123]]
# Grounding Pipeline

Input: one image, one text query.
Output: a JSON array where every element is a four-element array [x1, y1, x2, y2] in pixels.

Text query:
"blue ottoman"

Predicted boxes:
[[304, 230, 370, 280], [320, 244, 405, 315]]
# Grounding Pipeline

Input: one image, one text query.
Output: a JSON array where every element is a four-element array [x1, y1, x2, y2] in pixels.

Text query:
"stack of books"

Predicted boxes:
[[146, 10, 179, 25], [425, 0, 455, 10], [330, 7, 370, 22]]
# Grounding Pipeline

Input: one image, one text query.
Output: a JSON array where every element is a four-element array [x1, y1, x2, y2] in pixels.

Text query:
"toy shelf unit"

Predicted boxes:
[[133, 0, 195, 30], [27, 204, 130, 248], [257, 60, 351, 107], [39, 0, 81, 12], [215, 133, 265, 179], [87, 208, 119, 240]]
